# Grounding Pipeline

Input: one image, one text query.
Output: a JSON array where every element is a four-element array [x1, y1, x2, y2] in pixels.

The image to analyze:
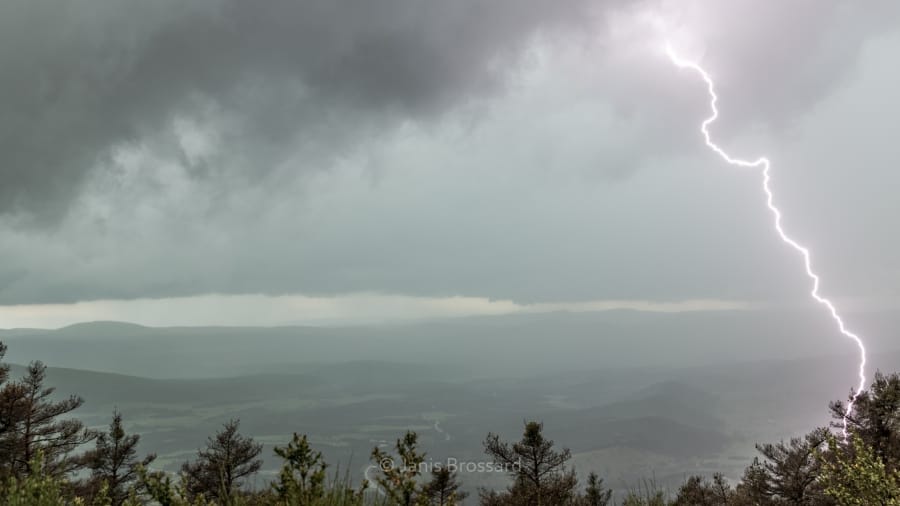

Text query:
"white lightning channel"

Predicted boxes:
[[665, 45, 867, 437]]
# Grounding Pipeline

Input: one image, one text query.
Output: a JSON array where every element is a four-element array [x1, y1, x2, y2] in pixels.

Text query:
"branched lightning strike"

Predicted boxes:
[[665, 45, 867, 437]]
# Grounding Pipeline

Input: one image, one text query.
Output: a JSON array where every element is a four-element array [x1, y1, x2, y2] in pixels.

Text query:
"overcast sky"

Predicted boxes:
[[1, 0, 899, 328]]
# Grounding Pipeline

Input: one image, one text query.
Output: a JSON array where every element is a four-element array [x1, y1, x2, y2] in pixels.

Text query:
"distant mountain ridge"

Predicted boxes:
[[580, 380, 723, 430], [3, 308, 899, 379], [57, 321, 152, 335]]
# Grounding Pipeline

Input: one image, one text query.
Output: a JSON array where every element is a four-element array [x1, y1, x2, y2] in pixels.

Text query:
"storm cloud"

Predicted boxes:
[[0, 0, 607, 220], [1, 0, 899, 308]]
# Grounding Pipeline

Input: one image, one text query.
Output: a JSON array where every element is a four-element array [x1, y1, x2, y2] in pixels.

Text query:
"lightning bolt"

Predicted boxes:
[[665, 45, 867, 437]]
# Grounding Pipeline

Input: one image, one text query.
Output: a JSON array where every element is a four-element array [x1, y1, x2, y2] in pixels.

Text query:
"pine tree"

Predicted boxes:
[[273, 432, 327, 504], [181, 419, 262, 503], [737, 427, 832, 505], [418, 466, 467, 506], [830, 371, 900, 472], [0, 342, 11, 474], [84, 410, 156, 506], [370, 431, 425, 506], [0, 361, 95, 479], [671, 474, 733, 506], [483, 421, 577, 506], [582, 472, 613, 506], [0, 342, 9, 389]]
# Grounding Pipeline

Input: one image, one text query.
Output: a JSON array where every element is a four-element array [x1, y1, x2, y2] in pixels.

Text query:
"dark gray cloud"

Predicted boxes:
[[0, 0, 603, 220], [693, 0, 900, 131], [3, 0, 897, 220]]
